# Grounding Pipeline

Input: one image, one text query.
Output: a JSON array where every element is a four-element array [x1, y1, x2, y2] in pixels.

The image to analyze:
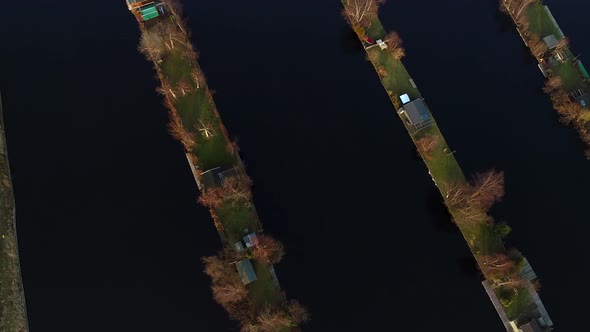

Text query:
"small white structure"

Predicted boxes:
[[376, 39, 388, 50], [399, 94, 411, 104]]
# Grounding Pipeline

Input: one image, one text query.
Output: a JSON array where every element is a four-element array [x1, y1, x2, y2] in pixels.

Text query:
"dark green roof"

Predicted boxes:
[[141, 4, 159, 20]]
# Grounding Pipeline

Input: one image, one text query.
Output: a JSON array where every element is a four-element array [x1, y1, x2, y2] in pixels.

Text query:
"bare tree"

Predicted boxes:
[[287, 299, 309, 324], [139, 29, 167, 61], [242, 307, 290, 332], [551, 90, 582, 124], [385, 31, 405, 60], [416, 134, 439, 160], [197, 120, 216, 139], [469, 170, 505, 211], [481, 253, 516, 276], [543, 76, 563, 94], [198, 176, 253, 208], [252, 235, 285, 264], [342, 0, 384, 27], [528, 34, 548, 59], [442, 181, 469, 207], [211, 276, 248, 306], [555, 37, 569, 54], [168, 108, 195, 149]]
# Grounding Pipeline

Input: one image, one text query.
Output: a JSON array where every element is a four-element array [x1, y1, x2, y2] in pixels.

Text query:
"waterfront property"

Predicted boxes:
[[341, 1, 553, 330], [128, 1, 304, 329], [502, 0, 590, 156]]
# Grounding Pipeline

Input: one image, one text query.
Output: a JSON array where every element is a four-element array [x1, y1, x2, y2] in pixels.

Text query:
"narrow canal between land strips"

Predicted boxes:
[[0, 0, 589, 331]]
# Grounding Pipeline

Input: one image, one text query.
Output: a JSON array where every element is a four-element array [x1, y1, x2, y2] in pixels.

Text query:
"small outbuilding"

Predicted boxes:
[[397, 98, 433, 131], [543, 35, 558, 50], [235, 259, 257, 285], [376, 39, 388, 50]]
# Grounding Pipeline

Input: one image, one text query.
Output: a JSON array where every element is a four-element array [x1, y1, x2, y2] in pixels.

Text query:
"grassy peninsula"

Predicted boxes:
[[341, 1, 552, 330], [128, 1, 306, 331]]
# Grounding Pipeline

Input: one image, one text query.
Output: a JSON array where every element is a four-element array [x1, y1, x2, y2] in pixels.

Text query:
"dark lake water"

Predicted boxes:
[[1, 0, 589, 331]]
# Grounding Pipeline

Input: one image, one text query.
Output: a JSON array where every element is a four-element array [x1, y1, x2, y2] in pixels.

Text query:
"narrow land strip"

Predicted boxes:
[[0, 92, 29, 332], [501, 0, 590, 159], [341, 1, 553, 330], [127, 1, 306, 331]]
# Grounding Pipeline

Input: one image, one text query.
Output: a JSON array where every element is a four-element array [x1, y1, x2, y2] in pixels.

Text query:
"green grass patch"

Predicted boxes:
[[552, 59, 587, 93], [368, 48, 421, 101], [526, 4, 561, 38], [366, 17, 386, 41], [247, 260, 282, 308], [161, 50, 194, 86], [215, 199, 260, 244]]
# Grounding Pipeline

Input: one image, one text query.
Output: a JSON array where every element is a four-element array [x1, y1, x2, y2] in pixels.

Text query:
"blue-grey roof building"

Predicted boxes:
[[397, 98, 433, 131], [235, 259, 257, 285]]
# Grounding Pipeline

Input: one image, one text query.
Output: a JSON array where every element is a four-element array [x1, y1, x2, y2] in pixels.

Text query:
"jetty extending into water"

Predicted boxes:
[[0, 92, 29, 332], [340, 1, 553, 330], [126, 1, 305, 330]]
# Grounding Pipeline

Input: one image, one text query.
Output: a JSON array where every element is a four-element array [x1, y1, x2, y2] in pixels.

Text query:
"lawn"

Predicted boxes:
[[215, 199, 260, 244], [359, 13, 539, 321], [247, 260, 282, 308], [160, 50, 236, 170], [525, 4, 562, 38]]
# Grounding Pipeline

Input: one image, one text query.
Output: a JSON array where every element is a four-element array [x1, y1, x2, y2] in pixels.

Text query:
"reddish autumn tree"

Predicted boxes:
[[481, 253, 516, 276], [543, 76, 563, 94], [202, 255, 249, 307], [342, 0, 384, 27], [252, 235, 285, 264], [469, 170, 505, 211], [528, 34, 548, 59], [385, 31, 405, 60], [416, 134, 439, 160], [287, 299, 309, 324]]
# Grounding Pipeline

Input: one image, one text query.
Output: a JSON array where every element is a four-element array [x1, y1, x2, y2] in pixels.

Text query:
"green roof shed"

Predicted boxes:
[[141, 4, 159, 21]]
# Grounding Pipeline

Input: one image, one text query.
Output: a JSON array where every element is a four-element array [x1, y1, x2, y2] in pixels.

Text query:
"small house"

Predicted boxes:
[[399, 94, 411, 105], [235, 259, 257, 285], [397, 98, 433, 131], [243, 233, 259, 248], [201, 167, 223, 190]]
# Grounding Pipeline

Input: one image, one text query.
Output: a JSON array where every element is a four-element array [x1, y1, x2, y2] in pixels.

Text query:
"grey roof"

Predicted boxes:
[[219, 167, 239, 184], [201, 167, 223, 189], [520, 320, 543, 332], [399, 98, 432, 129], [543, 35, 558, 49], [236, 259, 257, 285]]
